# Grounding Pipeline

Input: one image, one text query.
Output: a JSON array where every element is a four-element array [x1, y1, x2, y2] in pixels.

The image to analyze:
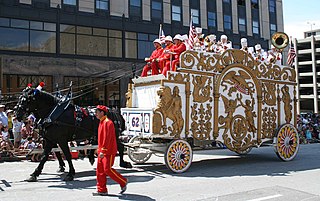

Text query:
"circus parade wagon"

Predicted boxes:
[[121, 35, 299, 173]]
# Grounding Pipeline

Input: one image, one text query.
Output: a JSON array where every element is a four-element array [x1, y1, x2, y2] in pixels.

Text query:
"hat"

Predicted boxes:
[[96, 105, 108, 113], [181, 34, 188, 41], [153, 38, 161, 44], [195, 27, 202, 34], [173, 34, 183, 41], [164, 35, 173, 42], [220, 35, 228, 40], [255, 44, 261, 50], [0, 104, 5, 108], [6, 109, 13, 114], [241, 38, 247, 44]]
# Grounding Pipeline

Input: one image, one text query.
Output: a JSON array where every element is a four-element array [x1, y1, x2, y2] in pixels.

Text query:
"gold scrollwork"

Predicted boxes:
[[153, 86, 184, 137], [261, 107, 277, 139], [254, 63, 296, 82], [190, 103, 212, 140], [168, 72, 190, 83], [220, 49, 255, 68], [192, 75, 213, 103], [125, 83, 133, 108], [281, 85, 292, 123], [262, 82, 277, 106]]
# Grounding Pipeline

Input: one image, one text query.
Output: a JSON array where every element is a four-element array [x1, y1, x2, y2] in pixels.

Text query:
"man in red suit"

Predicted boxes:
[[141, 39, 163, 77], [93, 105, 128, 196], [162, 34, 186, 76], [156, 35, 174, 74]]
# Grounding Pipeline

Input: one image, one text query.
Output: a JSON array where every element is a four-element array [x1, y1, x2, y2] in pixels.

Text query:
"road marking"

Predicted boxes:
[[246, 194, 283, 201]]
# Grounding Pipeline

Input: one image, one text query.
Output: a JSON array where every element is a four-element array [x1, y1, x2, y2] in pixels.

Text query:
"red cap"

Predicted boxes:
[[39, 82, 45, 87], [96, 105, 108, 113], [27, 83, 32, 87]]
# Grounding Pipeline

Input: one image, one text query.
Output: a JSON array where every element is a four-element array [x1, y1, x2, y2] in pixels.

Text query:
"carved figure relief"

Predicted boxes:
[[153, 86, 184, 137], [237, 93, 257, 136], [192, 75, 213, 103], [125, 83, 133, 107], [221, 70, 254, 96], [281, 85, 292, 123], [262, 82, 277, 106]]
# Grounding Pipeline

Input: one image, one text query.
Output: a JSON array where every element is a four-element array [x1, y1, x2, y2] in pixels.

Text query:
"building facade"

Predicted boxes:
[[295, 30, 320, 113], [0, 0, 284, 107]]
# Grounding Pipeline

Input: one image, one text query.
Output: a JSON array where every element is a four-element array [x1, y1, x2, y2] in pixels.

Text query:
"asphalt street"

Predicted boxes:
[[1, 144, 320, 201]]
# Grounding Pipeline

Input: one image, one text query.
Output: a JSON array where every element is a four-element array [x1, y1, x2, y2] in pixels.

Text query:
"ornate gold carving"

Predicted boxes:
[[237, 94, 257, 136], [125, 83, 133, 108], [262, 82, 276, 106], [153, 86, 184, 138], [180, 49, 297, 83], [190, 103, 212, 140], [261, 107, 277, 139], [192, 75, 213, 103], [221, 70, 254, 96], [168, 72, 190, 83], [281, 85, 292, 123]]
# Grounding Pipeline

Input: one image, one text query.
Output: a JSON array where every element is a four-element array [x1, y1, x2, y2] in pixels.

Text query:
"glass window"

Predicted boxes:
[[251, 0, 258, 9], [238, 0, 245, 6], [130, 0, 141, 17], [239, 18, 246, 32], [270, 23, 277, 35], [11, 19, 29, 29], [269, 0, 275, 13], [223, 0, 230, 3], [63, 0, 76, 5], [152, 1, 162, 20], [60, 33, 75, 54], [191, 9, 199, 25], [30, 21, 43, 30], [30, 30, 56, 53], [44, 23, 56, 31], [60, 24, 76, 33], [77, 35, 108, 57], [0, 27, 29, 51], [252, 20, 259, 34], [96, 0, 109, 10], [77, 26, 92, 35], [208, 11, 216, 27], [224, 15, 232, 30], [172, 5, 181, 22], [0, 18, 10, 27], [93, 28, 107, 36], [109, 30, 122, 58]]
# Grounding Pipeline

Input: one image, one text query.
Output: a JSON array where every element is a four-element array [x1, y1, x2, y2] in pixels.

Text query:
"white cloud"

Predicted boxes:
[[284, 20, 320, 39]]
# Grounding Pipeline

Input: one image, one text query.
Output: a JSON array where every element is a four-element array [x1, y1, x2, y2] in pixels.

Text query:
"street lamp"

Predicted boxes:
[[307, 22, 315, 31]]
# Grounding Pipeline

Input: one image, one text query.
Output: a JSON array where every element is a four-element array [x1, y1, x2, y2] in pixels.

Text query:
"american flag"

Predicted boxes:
[[188, 14, 195, 49], [287, 39, 296, 67], [159, 24, 165, 44]]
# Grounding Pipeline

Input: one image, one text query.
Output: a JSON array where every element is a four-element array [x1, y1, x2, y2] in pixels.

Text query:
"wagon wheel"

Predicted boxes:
[[127, 136, 152, 164], [165, 139, 193, 173], [274, 124, 299, 161], [234, 147, 253, 155]]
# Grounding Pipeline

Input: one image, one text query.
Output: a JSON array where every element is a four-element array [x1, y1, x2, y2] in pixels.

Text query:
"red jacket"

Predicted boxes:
[[146, 47, 163, 62], [97, 116, 117, 155], [158, 43, 174, 61], [171, 42, 186, 60]]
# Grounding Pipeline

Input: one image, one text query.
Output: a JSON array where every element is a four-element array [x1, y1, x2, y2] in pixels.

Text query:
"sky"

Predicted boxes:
[[283, 0, 320, 39]]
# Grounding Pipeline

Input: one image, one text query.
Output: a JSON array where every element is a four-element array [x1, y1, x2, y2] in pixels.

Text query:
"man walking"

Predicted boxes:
[[93, 105, 128, 196]]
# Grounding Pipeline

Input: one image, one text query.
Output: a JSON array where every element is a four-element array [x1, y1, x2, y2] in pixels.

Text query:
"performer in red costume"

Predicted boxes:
[[93, 105, 128, 196], [141, 38, 163, 77], [156, 35, 174, 74], [161, 34, 186, 76]]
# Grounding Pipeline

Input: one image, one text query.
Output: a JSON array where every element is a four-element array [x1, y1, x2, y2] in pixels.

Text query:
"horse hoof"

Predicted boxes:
[[120, 162, 133, 169], [25, 176, 38, 182], [57, 166, 65, 173], [63, 175, 74, 181]]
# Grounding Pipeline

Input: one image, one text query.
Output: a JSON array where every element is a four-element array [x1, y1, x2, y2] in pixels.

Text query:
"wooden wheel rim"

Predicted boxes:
[[275, 124, 299, 161], [166, 140, 193, 173]]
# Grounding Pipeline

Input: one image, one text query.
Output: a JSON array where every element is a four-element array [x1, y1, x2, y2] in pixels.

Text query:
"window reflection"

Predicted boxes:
[[30, 31, 56, 53], [60, 33, 75, 54], [0, 27, 29, 51], [11, 19, 29, 29]]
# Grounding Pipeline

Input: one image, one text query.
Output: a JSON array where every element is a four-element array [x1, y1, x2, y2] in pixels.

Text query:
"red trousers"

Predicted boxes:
[[141, 62, 160, 77], [162, 59, 179, 76], [96, 154, 127, 193]]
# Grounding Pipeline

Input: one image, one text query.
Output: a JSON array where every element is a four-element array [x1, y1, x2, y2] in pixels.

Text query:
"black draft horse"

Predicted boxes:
[[15, 86, 131, 182]]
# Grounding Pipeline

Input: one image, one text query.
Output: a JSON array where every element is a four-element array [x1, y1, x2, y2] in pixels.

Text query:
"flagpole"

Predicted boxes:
[[159, 24, 162, 39]]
